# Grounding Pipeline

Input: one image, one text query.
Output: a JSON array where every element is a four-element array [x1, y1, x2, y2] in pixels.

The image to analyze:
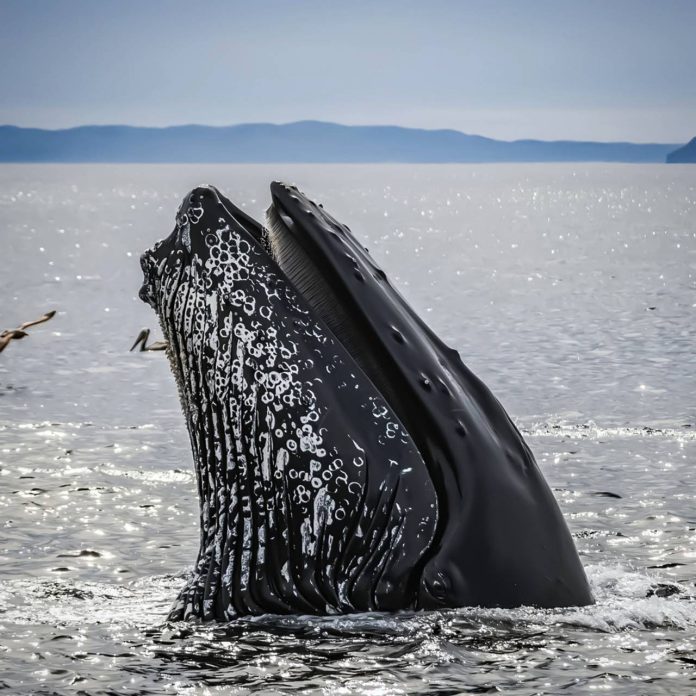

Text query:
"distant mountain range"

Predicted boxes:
[[666, 137, 696, 163], [0, 121, 687, 163]]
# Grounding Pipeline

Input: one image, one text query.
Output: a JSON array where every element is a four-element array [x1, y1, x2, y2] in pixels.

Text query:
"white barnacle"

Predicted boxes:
[[181, 222, 191, 251], [300, 516, 315, 555], [260, 432, 272, 481], [313, 488, 335, 535]]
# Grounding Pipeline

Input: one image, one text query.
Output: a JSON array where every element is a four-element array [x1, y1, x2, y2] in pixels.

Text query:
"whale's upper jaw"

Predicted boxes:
[[265, 180, 450, 464], [266, 181, 594, 610]]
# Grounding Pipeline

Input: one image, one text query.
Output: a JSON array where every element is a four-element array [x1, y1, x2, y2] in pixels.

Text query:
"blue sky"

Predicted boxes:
[[1, 0, 694, 141]]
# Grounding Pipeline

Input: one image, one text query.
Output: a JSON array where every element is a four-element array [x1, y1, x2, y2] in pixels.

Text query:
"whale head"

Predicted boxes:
[[138, 182, 593, 620]]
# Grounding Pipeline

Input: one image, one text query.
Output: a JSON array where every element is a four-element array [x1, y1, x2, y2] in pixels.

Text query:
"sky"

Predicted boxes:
[[1, 0, 694, 142]]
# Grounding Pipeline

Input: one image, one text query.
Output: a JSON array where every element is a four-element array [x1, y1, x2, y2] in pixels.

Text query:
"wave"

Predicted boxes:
[[521, 421, 696, 442], [1, 563, 693, 635]]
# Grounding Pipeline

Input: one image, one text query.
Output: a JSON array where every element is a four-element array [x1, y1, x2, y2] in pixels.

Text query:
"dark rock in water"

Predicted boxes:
[[57, 549, 101, 558], [666, 137, 696, 163], [647, 583, 683, 598]]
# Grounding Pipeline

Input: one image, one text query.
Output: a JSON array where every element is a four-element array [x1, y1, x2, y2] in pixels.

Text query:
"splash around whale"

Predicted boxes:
[[138, 183, 593, 621]]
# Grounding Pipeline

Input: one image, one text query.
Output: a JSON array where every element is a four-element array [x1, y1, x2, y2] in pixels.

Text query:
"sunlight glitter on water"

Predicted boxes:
[[1, 164, 695, 694]]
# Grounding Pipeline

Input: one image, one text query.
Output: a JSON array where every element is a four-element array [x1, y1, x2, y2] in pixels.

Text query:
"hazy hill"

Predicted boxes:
[[666, 138, 696, 163], [0, 121, 679, 163]]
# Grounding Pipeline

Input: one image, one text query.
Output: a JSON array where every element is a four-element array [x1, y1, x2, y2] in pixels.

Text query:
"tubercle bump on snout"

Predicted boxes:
[[138, 249, 158, 309], [137, 184, 269, 314], [137, 186, 216, 310]]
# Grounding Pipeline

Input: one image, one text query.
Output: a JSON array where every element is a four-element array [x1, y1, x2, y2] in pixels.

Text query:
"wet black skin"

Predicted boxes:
[[140, 183, 593, 618], [267, 182, 594, 609], [139, 186, 439, 620]]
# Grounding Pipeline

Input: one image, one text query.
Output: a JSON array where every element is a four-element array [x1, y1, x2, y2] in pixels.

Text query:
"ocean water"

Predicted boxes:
[[0, 163, 695, 695]]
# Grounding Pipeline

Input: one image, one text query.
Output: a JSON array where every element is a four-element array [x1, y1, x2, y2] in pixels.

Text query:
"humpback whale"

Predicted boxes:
[[138, 184, 593, 621]]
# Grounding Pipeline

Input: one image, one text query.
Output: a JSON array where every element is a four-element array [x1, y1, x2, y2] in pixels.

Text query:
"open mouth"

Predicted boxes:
[[264, 183, 453, 555], [138, 183, 593, 620], [266, 185, 407, 423]]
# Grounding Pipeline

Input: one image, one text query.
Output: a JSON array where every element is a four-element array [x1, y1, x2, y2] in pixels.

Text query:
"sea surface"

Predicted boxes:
[[0, 164, 695, 695]]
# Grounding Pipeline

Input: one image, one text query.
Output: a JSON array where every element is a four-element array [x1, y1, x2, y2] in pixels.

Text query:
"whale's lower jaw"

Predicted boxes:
[[162, 331, 433, 621], [144, 186, 439, 621], [139, 184, 593, 621]]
